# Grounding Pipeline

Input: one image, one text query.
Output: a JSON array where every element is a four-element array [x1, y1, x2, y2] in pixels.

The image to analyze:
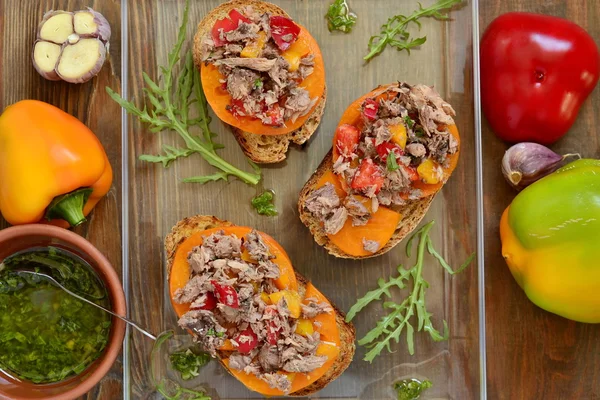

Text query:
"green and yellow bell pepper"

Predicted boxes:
[[500, 159, 600, 323]]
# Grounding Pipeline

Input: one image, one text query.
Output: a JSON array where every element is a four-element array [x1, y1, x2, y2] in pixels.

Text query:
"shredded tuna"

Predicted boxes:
[[344, 196, 370, 226], [214, 57, 277, 72], [362, 238, 380, 253], [258, 344, 281, 372], [282, 354, 327, 373], [301, 299, 333, 319], [324, 207, 348, 235], [260, 372, 292, 393], [244, 230, 272, 261]]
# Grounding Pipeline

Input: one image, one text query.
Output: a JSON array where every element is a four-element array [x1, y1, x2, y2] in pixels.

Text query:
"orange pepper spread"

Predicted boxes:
[[200, 7, 325, 135], [169, 226, 340, 396], [307, 83, 460, 256]]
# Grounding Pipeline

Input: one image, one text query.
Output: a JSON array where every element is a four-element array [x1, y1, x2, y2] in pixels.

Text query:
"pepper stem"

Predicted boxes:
[[45, 188, 93, 227]]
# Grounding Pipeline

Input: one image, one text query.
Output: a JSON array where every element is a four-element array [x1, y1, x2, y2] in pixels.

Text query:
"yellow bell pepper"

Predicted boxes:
[[389, 124, 407, 149], [0, 100, 112, 227], [269, 290, 302, 318], [295, 319, 314, 336]]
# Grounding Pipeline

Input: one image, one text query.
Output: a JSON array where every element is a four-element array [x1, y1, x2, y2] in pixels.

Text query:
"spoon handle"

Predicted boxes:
[[58, 281, 157, 341]]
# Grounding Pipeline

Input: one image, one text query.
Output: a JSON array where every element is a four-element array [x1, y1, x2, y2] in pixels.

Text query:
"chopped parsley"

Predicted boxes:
[[403, 115, 415, 129], [251, 190, 278, 216], [169, 349, 210, 381], [326, 0, 357, 33], [205, 329, 224, 337], [253, 78, 263, 90], [393, 379, 432, 400]]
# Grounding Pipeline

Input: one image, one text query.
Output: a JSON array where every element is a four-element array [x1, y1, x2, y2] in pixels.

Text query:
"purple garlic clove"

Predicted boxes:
[[501, 142, 580, 191]]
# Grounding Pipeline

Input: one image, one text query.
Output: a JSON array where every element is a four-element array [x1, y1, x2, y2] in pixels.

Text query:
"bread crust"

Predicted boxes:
[[164, 215, 356, 396], [298, 150, 435, 259], [193, 0, 326, 164]]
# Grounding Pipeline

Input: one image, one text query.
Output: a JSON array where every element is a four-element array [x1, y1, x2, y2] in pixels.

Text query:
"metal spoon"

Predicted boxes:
[[13, 267, 157, 341]]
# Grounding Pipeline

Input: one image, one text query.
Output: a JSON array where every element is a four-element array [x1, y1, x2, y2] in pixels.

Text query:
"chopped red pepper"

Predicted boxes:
[[234, 328, 258, 353], [351, 158, 384, 194], [264, 308, 280, 345], [211, 280, 239, 309], [190, 292, 217, 311], [376, 142, 404, 163], [335, 124, 360, 158], [211, 9, 251, 47], [362, 98, 379, 121], [269, 16, 301, 51], [262, 104, 284, 126], [403, 166, 419, 182], [229, 99, 246, 118]]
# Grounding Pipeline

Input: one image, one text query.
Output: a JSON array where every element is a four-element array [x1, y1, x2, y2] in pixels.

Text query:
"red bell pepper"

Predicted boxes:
[[211, 9, 251, 47], [480, 12, 599, 145]]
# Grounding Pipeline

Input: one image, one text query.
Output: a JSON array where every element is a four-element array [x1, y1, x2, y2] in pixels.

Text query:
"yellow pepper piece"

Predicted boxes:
[[389, 124, 407, 149], [281, 37, 308, 72], [260, 292, 271, 305], [295, 319, 314, 336], [269, 290, 302, 318], [417, 159, 443, 184], [241, 31, 267, 58]]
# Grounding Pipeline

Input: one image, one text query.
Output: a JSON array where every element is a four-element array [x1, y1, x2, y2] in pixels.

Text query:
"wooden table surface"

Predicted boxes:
[[479, 0, 600, 399], [0, 0, 599, 399]]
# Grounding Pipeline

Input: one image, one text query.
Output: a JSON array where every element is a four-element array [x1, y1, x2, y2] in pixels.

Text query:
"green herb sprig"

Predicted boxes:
[[364, 0, 462, 61], [106, 0, 261, 185], [326, 0, 357, 33], [346, 221, 475, 362], [251, 190, 278, 216]]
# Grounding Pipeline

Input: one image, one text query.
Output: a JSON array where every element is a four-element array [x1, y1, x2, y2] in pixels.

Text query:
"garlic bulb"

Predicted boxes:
[[32, 8, 111, 83], [501, 142, 579, 191]]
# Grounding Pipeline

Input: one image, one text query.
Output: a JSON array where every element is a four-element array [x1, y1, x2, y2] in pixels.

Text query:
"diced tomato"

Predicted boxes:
[[403, 166, 420, 182], [211, 9, 251, 47], [190, 292, 217, 311], [269, 16, 301, 51], [351, 159, 385, 194], [262, 103, 284, 126], [376, 142, 404, 163], [335, 124, 360, 158], [211, 280, 239, 309], [234, 328, 258, 353], [362, 98, 379, 121]]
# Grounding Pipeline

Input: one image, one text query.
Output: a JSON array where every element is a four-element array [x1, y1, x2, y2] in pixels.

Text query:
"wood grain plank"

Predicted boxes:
[[0, 1, 123, 399], [479, 1, 600, 399]]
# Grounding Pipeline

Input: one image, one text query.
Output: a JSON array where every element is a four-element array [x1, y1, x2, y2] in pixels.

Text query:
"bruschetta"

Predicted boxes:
[[165, 215, 355, 396], [298, 82, 460, 258], [193, 0, 326, 164]]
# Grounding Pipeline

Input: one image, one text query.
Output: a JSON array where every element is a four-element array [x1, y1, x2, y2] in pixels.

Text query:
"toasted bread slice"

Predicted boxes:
[[193, 0, 326, 164], [298, 151, 435, 259], [165, 215, 356, 396]]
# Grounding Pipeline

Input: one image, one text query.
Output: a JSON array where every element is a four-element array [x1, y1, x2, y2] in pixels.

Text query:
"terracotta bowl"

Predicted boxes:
[[0, 224, 126, 400]]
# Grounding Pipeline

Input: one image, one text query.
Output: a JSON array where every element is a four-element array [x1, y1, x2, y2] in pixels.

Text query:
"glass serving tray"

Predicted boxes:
[[123, 0, 483, 399]]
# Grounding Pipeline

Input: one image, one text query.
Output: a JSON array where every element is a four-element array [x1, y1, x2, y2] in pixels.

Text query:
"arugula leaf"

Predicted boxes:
[[170, 349, 210, 381], [387, 153, 400, 171], [107, 0, 260, 185], [326, 0, 357, 33], [364, 0, 462, 61], [251, 191, 278, 216], [346, 221, 475, 362]]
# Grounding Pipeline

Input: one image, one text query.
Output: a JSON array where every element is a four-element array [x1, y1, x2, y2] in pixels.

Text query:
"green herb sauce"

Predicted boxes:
[[393, 378, 433, 400], [0, 247, 111, 384]]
